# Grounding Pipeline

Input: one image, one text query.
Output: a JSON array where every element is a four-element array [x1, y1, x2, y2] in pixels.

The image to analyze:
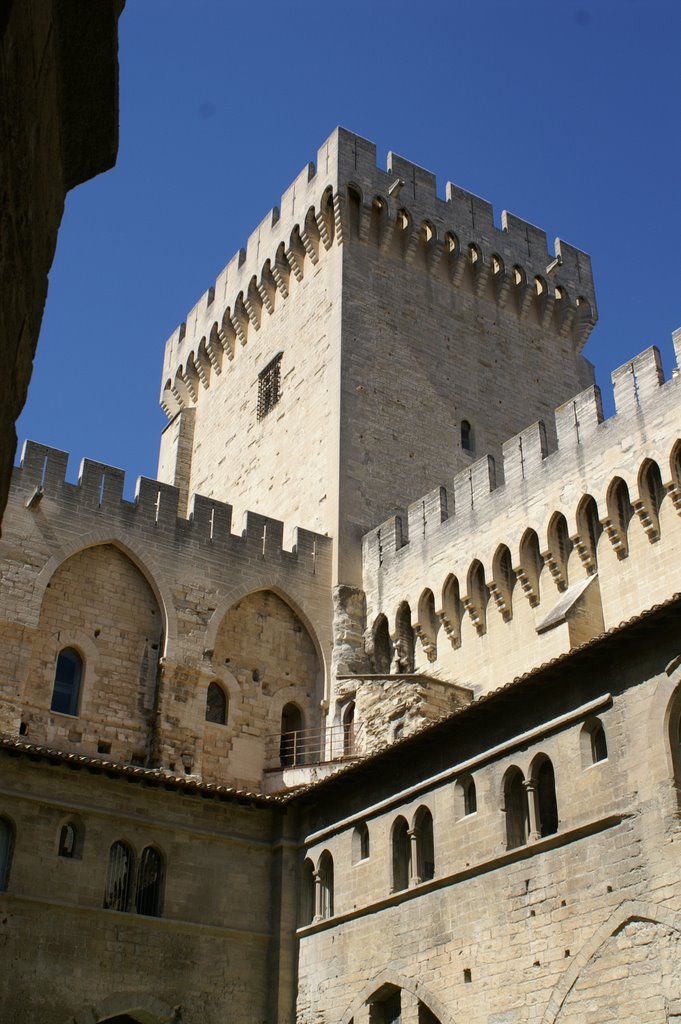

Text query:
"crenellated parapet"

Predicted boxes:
[[159, 128, 598, 417], [362, 332, 681, 690], [13, 440, 330, 570]]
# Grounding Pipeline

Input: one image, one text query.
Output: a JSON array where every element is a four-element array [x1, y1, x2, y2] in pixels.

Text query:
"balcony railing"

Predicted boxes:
[[270, 723, 363, 770]]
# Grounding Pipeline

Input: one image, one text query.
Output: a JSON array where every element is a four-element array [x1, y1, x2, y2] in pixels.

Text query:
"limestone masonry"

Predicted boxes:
[[0, 128, 680, 1024]]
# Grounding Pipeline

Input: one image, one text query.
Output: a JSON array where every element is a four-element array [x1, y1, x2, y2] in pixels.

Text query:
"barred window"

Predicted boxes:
[[135, 846, 163, 917], [257, 353, 282, 420], [103, 840, 132, 911]]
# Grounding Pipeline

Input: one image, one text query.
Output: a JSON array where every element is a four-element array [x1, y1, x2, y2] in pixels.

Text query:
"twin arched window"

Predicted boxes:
[[504, 758, 558, 850], [391, 807, 435, 891], [300, 851, 335, 925], [104, 841, 163, 917], [50, 647, 83, 716]]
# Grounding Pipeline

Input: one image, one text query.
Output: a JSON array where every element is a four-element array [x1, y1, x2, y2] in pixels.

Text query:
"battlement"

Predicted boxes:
[[160, 128, 598, 418], [13, 441, 330, 568], [365, 334, 681, 572]]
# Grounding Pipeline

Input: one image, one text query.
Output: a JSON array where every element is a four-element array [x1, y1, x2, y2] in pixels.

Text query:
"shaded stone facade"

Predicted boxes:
[[0, 0, 125, 524]]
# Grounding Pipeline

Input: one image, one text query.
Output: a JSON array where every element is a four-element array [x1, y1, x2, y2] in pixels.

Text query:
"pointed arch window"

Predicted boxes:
[[391, 816, 410, 892], [104, 841, 133, 912], [414, 806, 435, 882], [135, 846, 164, 917], [461, 420, 473, 453], [536, 758, 559, 837], [50, 647, 83, 716], [504, 768, 528, 850], [317, 851, 334, 919], [205, 681, 227, 725], [300, 858, 315, 926], [342, 701, 355, 757], [372, 614, 393, 674]]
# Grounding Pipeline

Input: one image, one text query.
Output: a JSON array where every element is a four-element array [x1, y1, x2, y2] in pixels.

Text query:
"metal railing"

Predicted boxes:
[[272, 723, 364, 770]]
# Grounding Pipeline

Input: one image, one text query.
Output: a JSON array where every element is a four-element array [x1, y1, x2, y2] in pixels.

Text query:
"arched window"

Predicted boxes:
[[372, 614, 393, 674], [0, 818, 14, 890], [606, 477, 633, 556], [547, 512, 572, 589], [342, 701, 355, 757], [581, 718, 608, 767], [352, 822, 370, 863], [103, 841, 133, 912], [466, 560, 488, 635], [50, 647, 83, 716], [391, 816, 410, 892], [638, 459, 665, 539], [455, 774, 477, 818], [368, 986, 402, 1024], [441, 573, 462, 649], [394, 602, 415, 673], [461, 420, 473, 453], [58, 821, 78, 858], [135, 846, 163, 917], [576, 495, 602, 571], [416, 588, 439, 660], [413, 806, 434, 882], [205, 681, 227, 725], [280, 703, 304, 767], [300, 858, 315, 926], [535, 758, 559, 837], [317, 851, 334, 919], [518, 528, 543, 606], [492, 544, 515, 620], [504, 768, 528, 850]]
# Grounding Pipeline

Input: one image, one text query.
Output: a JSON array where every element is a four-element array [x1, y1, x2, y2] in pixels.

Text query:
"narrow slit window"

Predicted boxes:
[[257, 353, 283, 421], [461, 420, 473, 453]]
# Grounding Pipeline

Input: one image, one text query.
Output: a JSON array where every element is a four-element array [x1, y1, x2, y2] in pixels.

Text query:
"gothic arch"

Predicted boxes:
[[339, 971, 456, 1024], [540, 900, 681, 1024], [644, 654, 681, 790], [61, 991, 178, 1023], [32, 533, 176, 656], [204, 583, 328, 687]]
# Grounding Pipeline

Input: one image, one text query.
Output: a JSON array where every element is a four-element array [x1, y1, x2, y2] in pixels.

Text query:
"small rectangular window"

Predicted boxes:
[[257, 353, 282, 421]]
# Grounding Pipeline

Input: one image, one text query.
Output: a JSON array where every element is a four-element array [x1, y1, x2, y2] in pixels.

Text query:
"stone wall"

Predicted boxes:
[[0, 442, 333, 790], [362, 337, 681, 698], [0, 745, 297, 1024], [295, 601, 681, 1024]]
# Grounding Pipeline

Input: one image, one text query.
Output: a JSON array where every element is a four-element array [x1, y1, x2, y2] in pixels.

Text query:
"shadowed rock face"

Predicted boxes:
[[0, 0, 125, 528]]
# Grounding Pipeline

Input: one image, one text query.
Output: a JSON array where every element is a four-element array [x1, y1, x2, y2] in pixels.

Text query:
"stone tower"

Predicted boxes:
[[156, 128, 597, 589]]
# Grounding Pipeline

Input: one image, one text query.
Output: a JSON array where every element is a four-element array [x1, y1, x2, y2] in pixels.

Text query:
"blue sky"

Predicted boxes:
[[18, 0, 681, 497]]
